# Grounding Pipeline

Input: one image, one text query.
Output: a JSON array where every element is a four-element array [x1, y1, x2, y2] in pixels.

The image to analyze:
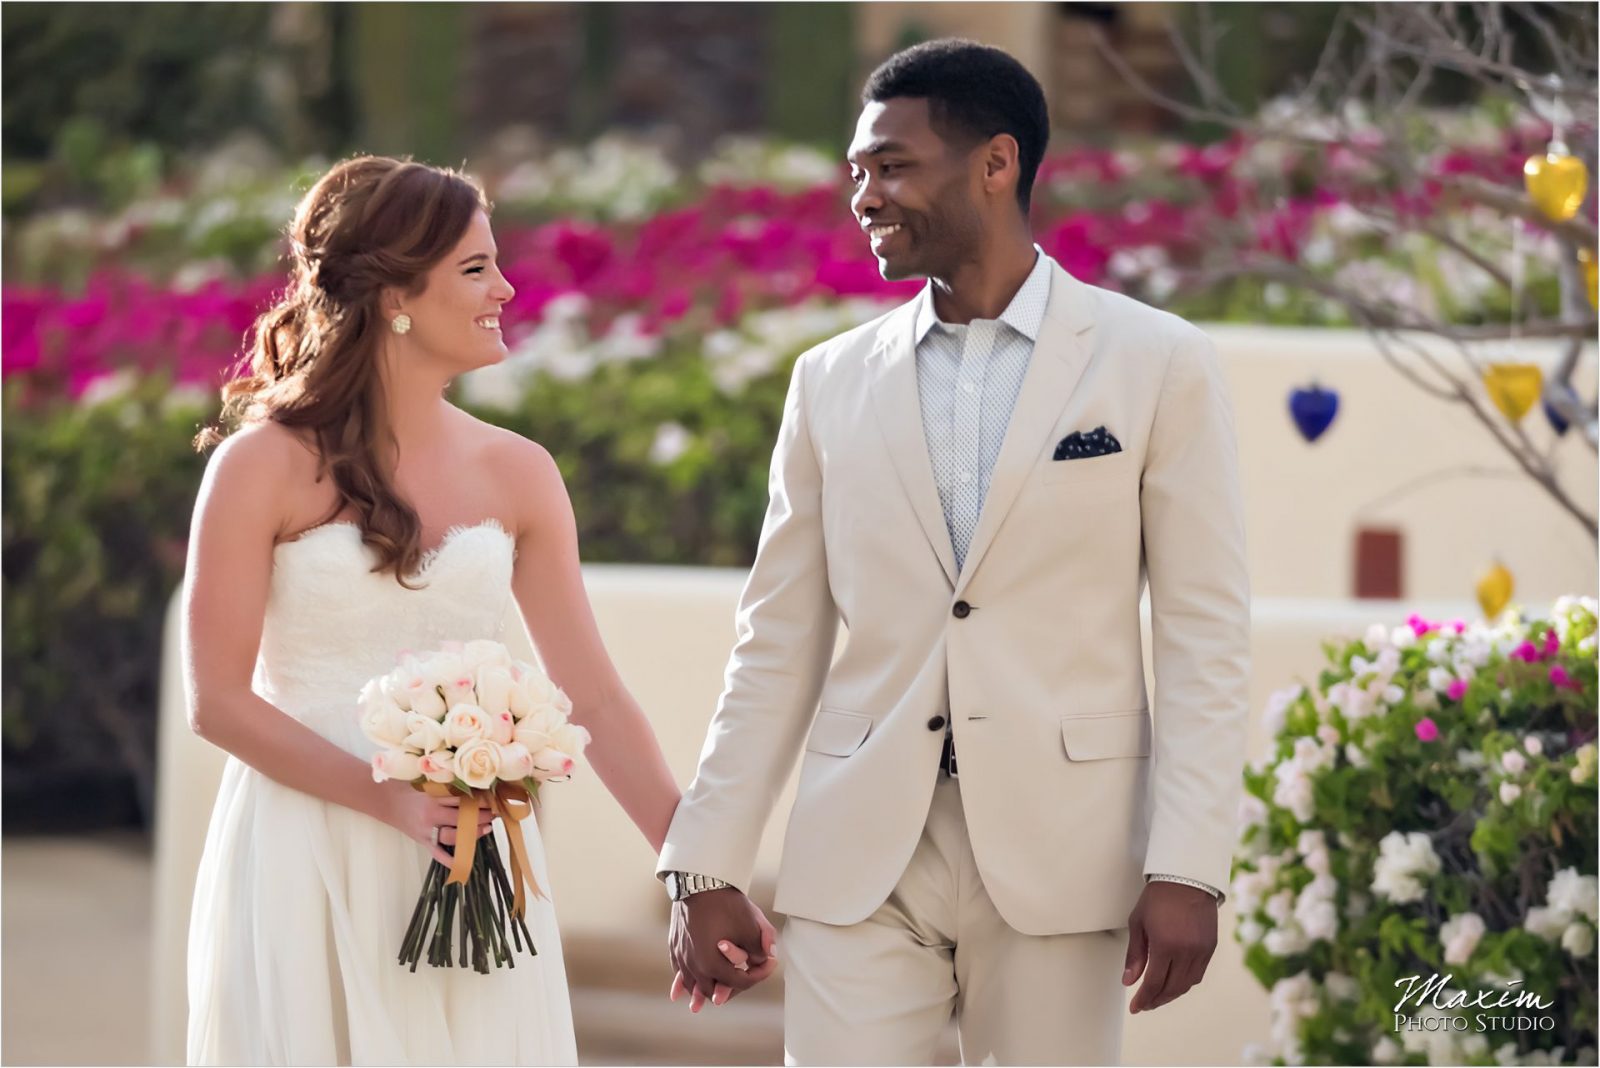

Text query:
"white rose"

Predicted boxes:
[[550, 722, 591, 758], [402, 712, 447, 753], [1441, 912, 1486, 965], [397, 671, 447, 719], [359, 679, 411, 748], [513, 720, 552, 755], [1561, 922, 1594, 958], [1524, 736, 1544, 756], [476, 667, 515, 717], [1500, 750, 1527, 775], [371, 747, 423, 783], [460, 639, 511, 674], [380, 668, 414, 711], [433, 654, 477, 708], [530, 746, 575, 780], [454, 739, 503, 790], [418, 750, 456, 785], [1499, 782, 1522, 804], [489, 710, 516, 745], [498, 742, 535, 781], [443, 705, 492, 748]]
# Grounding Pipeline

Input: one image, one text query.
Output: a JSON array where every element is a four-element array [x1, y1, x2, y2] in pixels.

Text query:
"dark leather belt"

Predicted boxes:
[[939, 731, 959, 778]]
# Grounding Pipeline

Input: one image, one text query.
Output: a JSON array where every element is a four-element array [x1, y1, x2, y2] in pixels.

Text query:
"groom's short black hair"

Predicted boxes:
[[861, 38, 1050, 214]]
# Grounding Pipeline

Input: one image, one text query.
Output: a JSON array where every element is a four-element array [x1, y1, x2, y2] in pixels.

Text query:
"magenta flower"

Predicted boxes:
[[1407, 614, 1437, 637], [1543, 630, 1561, 656], [1414, 718, 1440, 742], [1550, 664, 1582, 692], [1510, 641, 1541, 663], [1446, 679, 1469, 701]]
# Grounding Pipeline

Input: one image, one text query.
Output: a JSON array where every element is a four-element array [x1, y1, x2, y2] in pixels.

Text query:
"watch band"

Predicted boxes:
[[666, 871, 731, 900], [1148, 873, 1223, 900]]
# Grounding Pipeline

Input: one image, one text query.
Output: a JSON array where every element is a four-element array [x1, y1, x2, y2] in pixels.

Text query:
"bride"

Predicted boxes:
[[183, 156, 771, 1065]]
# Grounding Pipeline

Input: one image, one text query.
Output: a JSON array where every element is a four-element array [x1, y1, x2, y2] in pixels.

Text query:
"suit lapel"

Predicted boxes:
[[866, 305, 959, 589], [954, 264, 1096, 600]]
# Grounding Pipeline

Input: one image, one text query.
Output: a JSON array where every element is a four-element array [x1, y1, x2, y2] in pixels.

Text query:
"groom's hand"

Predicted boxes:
[[1122, 880, 1217, 1013], [668, 887, 777, 1011]]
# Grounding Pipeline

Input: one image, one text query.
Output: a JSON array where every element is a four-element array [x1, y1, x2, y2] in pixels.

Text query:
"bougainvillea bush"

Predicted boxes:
[[1235, 599, 1599, 1066]]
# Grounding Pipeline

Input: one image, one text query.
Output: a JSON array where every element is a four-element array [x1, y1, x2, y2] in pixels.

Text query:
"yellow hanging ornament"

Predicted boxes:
[[1523, 149, 1588, 222], [1579, 247, 1598, 311], [1482, 362, 1544, 422], [1476, 560, 1514, 620]]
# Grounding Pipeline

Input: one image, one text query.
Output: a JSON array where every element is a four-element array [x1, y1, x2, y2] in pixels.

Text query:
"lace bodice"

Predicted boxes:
[[254, 520, 516, 756]]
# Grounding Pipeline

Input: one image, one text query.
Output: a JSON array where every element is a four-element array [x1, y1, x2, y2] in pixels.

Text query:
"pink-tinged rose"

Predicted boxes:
[[372, 748, 423, 783], [476, 667, 514, 716], [1499, 781, 1522, 804], [443, 704, 492, 748], [401, 676, 447, 719], [530, 747, 575, 780], [1447, 679, 1469, 701], [454, 739, 503, 790], [490, 710, 516, 745], [1511, 641, 1540, 663], [441, 671, 477, 708], [498, 742, 535, 781], [402, 712, 447, 753], [358, 679, 411, 747], [418, 750, 456, 784], [1414, 717, 1440, 742]]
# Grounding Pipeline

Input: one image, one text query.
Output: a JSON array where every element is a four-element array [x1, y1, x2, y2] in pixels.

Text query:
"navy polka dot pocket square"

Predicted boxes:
[[1051, 426, 1122, 461]]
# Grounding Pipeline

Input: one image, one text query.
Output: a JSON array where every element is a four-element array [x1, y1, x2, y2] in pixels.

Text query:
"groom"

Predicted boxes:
[[658, 39, 1250, 1065]]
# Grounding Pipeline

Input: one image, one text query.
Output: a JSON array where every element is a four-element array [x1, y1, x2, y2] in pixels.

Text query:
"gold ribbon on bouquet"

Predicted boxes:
[[421, 780, 544, 917]]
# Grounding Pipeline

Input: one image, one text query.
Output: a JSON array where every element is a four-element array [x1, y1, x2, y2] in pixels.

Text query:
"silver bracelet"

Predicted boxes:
[[1148, 873, 1222, 900]]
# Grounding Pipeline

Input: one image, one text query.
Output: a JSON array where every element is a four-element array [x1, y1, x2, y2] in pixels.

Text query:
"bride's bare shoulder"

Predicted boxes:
[[206, 421, 318, 485], [456, 417, 572, 531], [201, 422, 334, 537]]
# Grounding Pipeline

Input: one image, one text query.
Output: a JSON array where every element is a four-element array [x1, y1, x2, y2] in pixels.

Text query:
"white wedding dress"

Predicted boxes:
[[187, 521, 577, 1066]]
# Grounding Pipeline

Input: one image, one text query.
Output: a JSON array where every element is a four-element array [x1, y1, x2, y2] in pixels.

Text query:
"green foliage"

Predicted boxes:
[[0, 345, 805, 827], [1234, 606, 1599, 1065], [1, 377, 212, 820]]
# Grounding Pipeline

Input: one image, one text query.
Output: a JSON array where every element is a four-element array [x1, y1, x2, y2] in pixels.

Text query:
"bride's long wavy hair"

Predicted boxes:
[[198, 155, 488, 586]]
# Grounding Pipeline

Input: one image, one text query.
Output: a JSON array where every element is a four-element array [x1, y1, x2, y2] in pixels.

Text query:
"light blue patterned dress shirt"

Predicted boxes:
[[910, 248, 1222, 902], [911, 247, 1052, 575]]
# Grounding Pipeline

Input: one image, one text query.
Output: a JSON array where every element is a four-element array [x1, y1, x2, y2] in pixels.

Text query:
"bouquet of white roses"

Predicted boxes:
[[360, 638, 590, 974]]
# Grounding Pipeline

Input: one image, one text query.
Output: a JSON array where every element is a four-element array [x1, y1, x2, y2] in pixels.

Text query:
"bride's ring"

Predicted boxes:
[[431, 827, 440, 847]]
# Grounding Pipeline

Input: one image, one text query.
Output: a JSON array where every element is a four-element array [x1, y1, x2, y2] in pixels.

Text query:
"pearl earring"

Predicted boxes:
[[390, 314, 412, 335]]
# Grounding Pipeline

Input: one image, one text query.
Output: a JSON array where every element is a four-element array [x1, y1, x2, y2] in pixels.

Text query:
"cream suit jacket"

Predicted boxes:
[[658, 259, 1251, 936]]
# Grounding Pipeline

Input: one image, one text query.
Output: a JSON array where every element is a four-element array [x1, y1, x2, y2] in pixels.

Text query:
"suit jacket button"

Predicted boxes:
[[927, 716, 946, 731], [952, 601, 971, 619]]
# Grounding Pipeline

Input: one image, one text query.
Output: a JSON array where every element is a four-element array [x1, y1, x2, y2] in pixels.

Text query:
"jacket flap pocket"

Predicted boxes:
[[806, 708, 872, 757], [1061, 710, 1151, 761]]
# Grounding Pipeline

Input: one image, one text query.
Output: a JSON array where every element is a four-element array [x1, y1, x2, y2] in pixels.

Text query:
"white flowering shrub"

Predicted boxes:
[[1235, 599, 1599, 1065]]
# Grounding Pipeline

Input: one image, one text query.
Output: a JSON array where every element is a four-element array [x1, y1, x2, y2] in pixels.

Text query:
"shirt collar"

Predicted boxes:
[[912, 244, 1051, 346]]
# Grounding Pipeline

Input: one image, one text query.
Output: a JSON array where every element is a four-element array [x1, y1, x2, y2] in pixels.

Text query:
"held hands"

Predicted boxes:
[[1122, 880, 1218, 1013], [667, 887, 779, 1013]]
